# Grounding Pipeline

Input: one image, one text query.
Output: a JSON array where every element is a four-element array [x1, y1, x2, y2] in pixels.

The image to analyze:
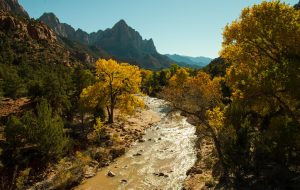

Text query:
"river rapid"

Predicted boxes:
[[75, 97, 197, 190]]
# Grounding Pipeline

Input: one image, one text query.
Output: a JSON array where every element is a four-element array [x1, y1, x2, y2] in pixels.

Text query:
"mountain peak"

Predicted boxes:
[[117, 19, 127, 25], [41, 12, 58, 19], [113, 19, 129, 29], [39, 12, 60, 25]]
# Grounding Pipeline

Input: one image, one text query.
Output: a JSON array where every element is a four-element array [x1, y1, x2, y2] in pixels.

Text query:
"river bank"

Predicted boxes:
[[183, 123, 219, 190], [29, 101, 160, 190]]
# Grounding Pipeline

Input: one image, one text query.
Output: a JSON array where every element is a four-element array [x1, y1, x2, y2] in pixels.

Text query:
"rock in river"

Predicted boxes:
[[133, 153, 142, 156], [107, 171, 116, 177]]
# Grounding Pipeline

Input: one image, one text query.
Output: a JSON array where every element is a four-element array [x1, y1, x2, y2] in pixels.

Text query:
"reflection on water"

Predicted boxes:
[[75, 97, 197, 190]]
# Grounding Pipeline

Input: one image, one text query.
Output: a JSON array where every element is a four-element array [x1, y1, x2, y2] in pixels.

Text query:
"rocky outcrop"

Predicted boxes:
[[27, 22, 57, 42], [0, 0, 29, 18], [0, 13, 23, 31], [0, 11, 56, 42], [0, 11, 88, 67]]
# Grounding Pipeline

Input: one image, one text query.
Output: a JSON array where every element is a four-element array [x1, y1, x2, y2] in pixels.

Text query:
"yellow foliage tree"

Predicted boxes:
[[219, 1, 300, 181], [221, 1, 300, 121], [162, 69, 221, 118], [80, 59, 143, 123]]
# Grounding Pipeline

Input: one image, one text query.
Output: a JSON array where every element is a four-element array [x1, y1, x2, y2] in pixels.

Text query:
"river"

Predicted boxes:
[[75, 97, 197, 190]]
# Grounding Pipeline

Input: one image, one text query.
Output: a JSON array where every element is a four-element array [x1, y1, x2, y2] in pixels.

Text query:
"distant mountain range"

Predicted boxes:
[[166, 54, 212, 68], [0, 0, 212, 70]]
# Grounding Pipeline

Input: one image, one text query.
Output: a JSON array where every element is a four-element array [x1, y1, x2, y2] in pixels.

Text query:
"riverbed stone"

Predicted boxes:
[[133, 153, 142, 156], [158, 172, 165, 176], [107, 171, 116, 177]]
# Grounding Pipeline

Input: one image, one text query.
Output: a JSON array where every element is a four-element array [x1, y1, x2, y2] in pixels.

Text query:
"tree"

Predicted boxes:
[[221, 0, 300, 139], [80, 59, 143, 123], [140, 69, 154, 95], [222, 1, 300, 118], [4, 116, 26, 152], [22, 99, 69, 158], [0, 64, 26, 99], [220, 1, 300, 185], [202, 57, 227, 78]]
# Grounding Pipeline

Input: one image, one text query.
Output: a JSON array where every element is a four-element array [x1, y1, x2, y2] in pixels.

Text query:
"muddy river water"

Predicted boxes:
[[75, 97, 197, 190]]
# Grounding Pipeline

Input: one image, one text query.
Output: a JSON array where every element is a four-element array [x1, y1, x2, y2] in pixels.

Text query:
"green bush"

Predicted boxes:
[[23, 99, 69, 158]]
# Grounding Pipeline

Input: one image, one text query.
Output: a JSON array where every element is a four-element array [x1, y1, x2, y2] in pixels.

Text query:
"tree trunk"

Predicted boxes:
[[108, 81, 114, 124], [206, 123, 229, 178], [107, 106, 113, 124], [108, 107, 114, 123]]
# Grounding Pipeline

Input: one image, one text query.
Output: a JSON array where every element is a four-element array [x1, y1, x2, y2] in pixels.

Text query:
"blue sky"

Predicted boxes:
[[19, 0, 298, 58]]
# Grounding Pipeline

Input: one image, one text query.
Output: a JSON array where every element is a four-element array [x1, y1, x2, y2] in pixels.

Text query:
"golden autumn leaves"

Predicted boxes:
[[222, 0, 300, 118], [161, 68, 222, 118], [80, 59, 143, 123]]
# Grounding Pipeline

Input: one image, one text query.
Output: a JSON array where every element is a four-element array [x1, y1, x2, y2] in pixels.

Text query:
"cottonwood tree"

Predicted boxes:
[[80, 59, 143, 123], [219, 1, 300, 184], [222, 1, 300, 120]]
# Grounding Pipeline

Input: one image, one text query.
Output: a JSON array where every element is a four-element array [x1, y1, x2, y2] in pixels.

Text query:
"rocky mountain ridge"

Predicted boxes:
[[38, 12, 173, 70], [0, 0, 29, 18]]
